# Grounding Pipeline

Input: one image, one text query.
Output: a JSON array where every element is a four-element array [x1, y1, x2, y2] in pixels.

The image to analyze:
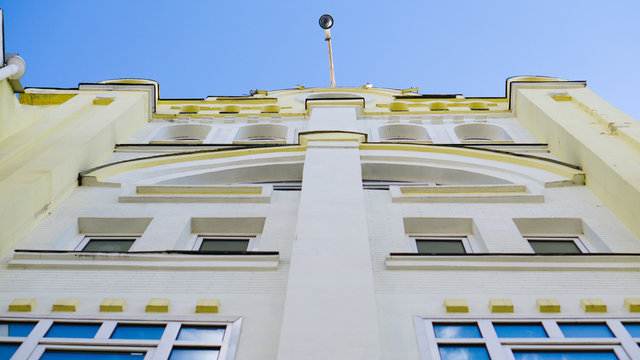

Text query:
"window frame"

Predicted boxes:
[[191, 234, 258, 252], [74, 235, 140, 253], [409, 235, 479, 254], [525, 235, 591, 254], [1, 317, 241, 360], [416, 317, 640, 360]]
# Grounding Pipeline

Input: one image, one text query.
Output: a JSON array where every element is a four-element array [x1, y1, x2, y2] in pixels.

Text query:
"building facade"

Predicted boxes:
[[2, 40, 640, 359]]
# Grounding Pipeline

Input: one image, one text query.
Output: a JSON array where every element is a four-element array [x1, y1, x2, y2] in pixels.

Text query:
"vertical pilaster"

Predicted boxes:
[[277, 108, 380, 359]]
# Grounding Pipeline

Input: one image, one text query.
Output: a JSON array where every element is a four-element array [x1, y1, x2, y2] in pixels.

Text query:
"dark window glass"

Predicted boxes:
[[177, 326, 225, 343], [416, 239, 465, 254], [528, 240, 581, 254], [110, 324, 165, 340], [169, 348, 220, 360], [45, 323, 100, 338], [82, 239, 135, 252], [439, 345, 490, 360], [0, 344, 20, 359], [494, 323, 548, 338], [199, 239, 249, 252], [559, 323, 614, 338], [433, 323, 481, 338], [0, 322, 36, 337], [40, 351, 145, 360], [624, 323, 640, 337], [513, 350, 617, 360]]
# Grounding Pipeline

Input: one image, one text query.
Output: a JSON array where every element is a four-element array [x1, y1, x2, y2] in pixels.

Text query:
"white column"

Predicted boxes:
[[277, 108, 380, 359]]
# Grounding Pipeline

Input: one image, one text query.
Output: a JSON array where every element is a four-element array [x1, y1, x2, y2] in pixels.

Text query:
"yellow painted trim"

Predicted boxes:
[[299, 132, 366, 146], [401, 87, 419, 94], [400, 184, 526, 195], [363, 110, 511, 116], [100, 298, 127, 312], [19, 93, 77, 105], [360, 143, 584, 182], [536, 298, 561, 313], [52, 298, 80, 312], [137, 185, 262, 195], [158, 98, 278, 105], [9, 298, 36, 312], [444, 299, 469, 313], [624, 298, 640, 312], [83, 145, 306, 184], [580, 298, 607, 312], [195, 299, 221, 313], [146, 298, 170, 313], [93, 98, 115, 106], [489, 298, 514, 313]]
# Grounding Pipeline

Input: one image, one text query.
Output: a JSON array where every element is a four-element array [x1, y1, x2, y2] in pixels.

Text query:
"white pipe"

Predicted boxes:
[[0, 56, 26, 81]]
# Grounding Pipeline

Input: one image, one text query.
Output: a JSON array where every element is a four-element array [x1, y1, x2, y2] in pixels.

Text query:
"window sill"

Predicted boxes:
[[386, 253, 640, 271], [10, 250, 280, 271], [390, 184, 543, 203]]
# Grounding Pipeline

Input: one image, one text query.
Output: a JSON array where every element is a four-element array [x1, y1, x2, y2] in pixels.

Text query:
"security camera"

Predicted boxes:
[[319, 14, 334, 29]]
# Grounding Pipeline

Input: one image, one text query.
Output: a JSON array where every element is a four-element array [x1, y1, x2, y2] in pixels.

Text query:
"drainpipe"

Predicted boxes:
[[0, 55, 26, 81]]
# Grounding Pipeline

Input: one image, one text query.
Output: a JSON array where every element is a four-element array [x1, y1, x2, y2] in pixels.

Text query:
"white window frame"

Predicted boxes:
[[409, 235, 478, 254], [416, 317, 640, 360], [525, 235, 592, 254], [1, 317, 241, 360], [192, 235, 259, 252], [74, 235, 141, 252]]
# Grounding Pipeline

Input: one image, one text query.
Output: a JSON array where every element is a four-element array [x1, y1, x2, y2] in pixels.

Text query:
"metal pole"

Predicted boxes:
[[325, 30, 336, 88]]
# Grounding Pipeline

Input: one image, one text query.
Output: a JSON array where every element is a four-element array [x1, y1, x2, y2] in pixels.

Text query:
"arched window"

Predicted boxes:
[[378, 124, 431, 143], [233, 124, 288, 144], [453, 123, 513, 143], [151, 124, 212, 144]]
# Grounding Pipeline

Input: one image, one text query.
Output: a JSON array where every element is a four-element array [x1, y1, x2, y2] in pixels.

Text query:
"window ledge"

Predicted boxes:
[[390, 184, 544, 203], [386, 253, 640, 271], [10, 250, 280, 271]]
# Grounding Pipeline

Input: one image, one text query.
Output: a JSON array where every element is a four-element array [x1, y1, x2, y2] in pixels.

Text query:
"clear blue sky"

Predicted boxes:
[[3, 1, 639, 120]]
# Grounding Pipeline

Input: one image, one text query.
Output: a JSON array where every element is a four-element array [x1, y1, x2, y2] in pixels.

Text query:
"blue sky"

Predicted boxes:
[[3, 1, 639, 120]]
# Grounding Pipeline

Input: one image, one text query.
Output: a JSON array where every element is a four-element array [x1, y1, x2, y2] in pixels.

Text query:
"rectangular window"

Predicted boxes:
[[194, 235, 255, 252], [413, 236, 470, 254], [76, 237, 137, 252], [526, 236, 587, 254], [0, 318, 239, 360], [417, 319, 638, 359]]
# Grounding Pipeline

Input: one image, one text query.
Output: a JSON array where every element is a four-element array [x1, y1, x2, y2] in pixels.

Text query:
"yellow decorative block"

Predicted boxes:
[[100, 298, 127, 312], [444, 299, 468, 313], [581, 298, 607, 312], [388, 102, 409, 112], [196, 299, 221, 313], [261, 105, 281, 113], [625, 298, 640, 312], [146, 298, 170, 313], [489, 298, 514, 313], [93, 98, 115, 105], [52, 298, 80, 312], [220, 105, 240, 114], [536, 298, 561, 313], [9, 298, 36, 312]]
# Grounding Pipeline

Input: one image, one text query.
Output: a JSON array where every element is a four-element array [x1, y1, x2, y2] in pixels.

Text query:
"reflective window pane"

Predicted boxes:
[[559, 323, 614, 338], [169, 348, 220, 360], [433, 323, 482, 338], [177, 326, 225, 343], [41, 351, 146, 360], [82, 239, 135, 252], [416, 240, 466, 254], [0, 344, 20, 359], [494, 323, 548, 338], [110, 324, 165, 340], [528, 240, 581, 254], [45, 323, 100, 338], [0, 322, 36, 337], [623, 323, 640, 337], [439, 345, 490, 360], [199, 239, 249, 252], [513, 350, 618, 360]]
